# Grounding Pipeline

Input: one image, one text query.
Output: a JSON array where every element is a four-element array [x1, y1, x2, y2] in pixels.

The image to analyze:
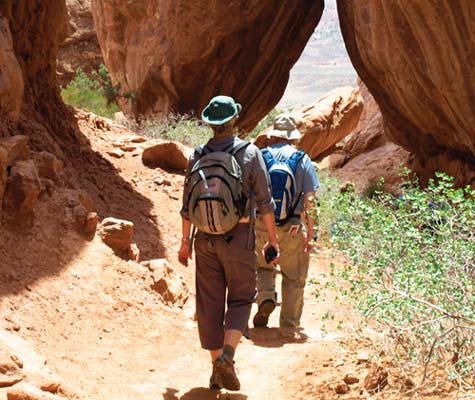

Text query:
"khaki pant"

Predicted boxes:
[[255, 217, 310, 327]]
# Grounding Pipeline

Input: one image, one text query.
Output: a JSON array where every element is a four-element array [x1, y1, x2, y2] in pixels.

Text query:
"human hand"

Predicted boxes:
[[178, 240, 192, 266], [262, 240, 280, 265]]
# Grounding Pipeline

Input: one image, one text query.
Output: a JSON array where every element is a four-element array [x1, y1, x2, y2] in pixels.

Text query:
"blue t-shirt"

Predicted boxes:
[[265, 143, 320, 214]]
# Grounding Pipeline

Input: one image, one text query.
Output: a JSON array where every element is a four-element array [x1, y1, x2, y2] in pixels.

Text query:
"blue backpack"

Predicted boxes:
[[261, 148, 305, 225]]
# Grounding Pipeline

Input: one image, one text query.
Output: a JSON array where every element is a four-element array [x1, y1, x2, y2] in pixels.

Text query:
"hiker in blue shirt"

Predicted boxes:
[[253, 113, 320, 328]]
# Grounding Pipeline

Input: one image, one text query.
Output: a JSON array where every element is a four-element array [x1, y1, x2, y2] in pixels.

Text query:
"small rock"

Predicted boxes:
[[364, 363, 389, 393], [356, 351, 370, 364], [12, 325, 20, 332], [4, 160, 41, 214], [10, 355, 23, 369], [107, 149, 125, 159], [150, 259, 189, 307], [0, 361, 23, 388], [127, 243, 140, 261], [65, 189, 95, 236], [142, 141, 191, 171], [130, 136, 147, 143], [334, 382, 350, 394], [98, 217, 134, 252], [7, 382, 64, 399], [153, 175, 172, 186], [305, 370, 314, 376], [84, 212, 99, 238], [39, 381, 60, 394], [344, 374, 359, 385], [120, 145, 136, 152], [32, 152, 63, 182]]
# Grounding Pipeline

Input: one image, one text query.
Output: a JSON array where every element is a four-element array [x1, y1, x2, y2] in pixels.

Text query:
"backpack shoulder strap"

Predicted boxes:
[[229, 140, 250, 156], [286, 150, 306, 174], [194, 145, 212, 157], [260, 147, 275, 168]]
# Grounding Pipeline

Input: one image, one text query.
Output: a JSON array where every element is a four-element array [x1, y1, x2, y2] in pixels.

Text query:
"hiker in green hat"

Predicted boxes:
[[178, 95, 278, 391]]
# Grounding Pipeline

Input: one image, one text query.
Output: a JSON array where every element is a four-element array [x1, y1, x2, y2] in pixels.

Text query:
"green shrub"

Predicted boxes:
[[136, 113, 213, 148], [320, 172, 475, 388], [61, 66, 122, 119]]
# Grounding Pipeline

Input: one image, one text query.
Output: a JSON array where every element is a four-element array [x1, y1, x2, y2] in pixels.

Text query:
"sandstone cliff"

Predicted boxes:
[[254, 87, 363, 160], [0, 0, 75, 152], [57, 0, 103, 87], [91, 0, 324, 132], [338, 0, 475, 185]]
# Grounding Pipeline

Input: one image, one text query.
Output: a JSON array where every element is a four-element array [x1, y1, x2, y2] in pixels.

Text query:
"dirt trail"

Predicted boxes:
[[0, 116, 400, 400]]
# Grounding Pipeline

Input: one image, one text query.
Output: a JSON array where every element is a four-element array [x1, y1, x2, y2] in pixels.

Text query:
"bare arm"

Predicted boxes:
[[178, 217, 193, 266]]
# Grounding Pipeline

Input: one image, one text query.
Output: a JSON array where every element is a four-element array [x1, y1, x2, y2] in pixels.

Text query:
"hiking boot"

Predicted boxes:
[[253, 299, 276, 328], [212, 355, 240, 391], [209, 369, 223, 391]]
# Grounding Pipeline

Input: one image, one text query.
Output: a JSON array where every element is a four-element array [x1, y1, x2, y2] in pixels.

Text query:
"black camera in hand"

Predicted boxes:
[[264, 246, 278, 264]]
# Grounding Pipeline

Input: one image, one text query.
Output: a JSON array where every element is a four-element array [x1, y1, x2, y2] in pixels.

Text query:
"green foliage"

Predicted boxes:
[[61, 65, 135, 119], [320, 171, 475, 386], [137, 113, 213, 148]]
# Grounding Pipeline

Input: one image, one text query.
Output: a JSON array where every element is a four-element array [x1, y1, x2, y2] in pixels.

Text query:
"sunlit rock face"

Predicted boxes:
[[0, 1, 70, 143], [338, 0, 475, 185], [91, 0, 324, 132]]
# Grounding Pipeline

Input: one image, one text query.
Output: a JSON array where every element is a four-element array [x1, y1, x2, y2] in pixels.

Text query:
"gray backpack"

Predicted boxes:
[[186, 141, 250, 235]]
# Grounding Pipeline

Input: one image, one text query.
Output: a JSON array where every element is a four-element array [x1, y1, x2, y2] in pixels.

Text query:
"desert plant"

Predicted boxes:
[[61, 67, 120, 118], [136, 113, 213, 148], [320, 172, 475, 391]]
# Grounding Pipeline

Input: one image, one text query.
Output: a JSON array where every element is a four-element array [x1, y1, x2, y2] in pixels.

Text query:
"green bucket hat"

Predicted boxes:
[[201, 95, 242, 125]]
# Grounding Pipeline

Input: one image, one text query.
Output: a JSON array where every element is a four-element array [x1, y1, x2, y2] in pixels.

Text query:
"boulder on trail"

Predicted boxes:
[[142, 141, 191, 171], [98, 217, 135, 256], [254, 87, 363, 160], [146, 259, 189, 307]]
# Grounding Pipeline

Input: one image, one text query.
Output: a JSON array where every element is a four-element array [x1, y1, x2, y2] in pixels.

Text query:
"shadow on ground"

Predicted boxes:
[[248, 327, 308, 348], [163, 387, 248, 400], [0, 107, 166, 298]]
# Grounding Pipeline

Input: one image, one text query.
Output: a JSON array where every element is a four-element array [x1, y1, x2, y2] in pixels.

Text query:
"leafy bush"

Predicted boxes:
[[136, 113, 213, 148], [61, 66, 131, 119], [320, 172, 475, 389]]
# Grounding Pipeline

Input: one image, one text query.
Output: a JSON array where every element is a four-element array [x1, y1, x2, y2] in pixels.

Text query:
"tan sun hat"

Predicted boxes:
[[267, 113, 301, 140]]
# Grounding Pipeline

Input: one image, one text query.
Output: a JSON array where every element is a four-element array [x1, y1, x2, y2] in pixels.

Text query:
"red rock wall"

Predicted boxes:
[[0, 1, 71, 144], [57, 0, 103, 87], [91, 0, 324, 132], [338, 0, 475, 185]]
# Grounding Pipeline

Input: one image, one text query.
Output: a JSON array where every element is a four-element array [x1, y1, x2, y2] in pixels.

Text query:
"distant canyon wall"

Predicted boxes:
[[57, 0, 102, 87], [337, 0, 475, 184], [90, 0, 324, 132]]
